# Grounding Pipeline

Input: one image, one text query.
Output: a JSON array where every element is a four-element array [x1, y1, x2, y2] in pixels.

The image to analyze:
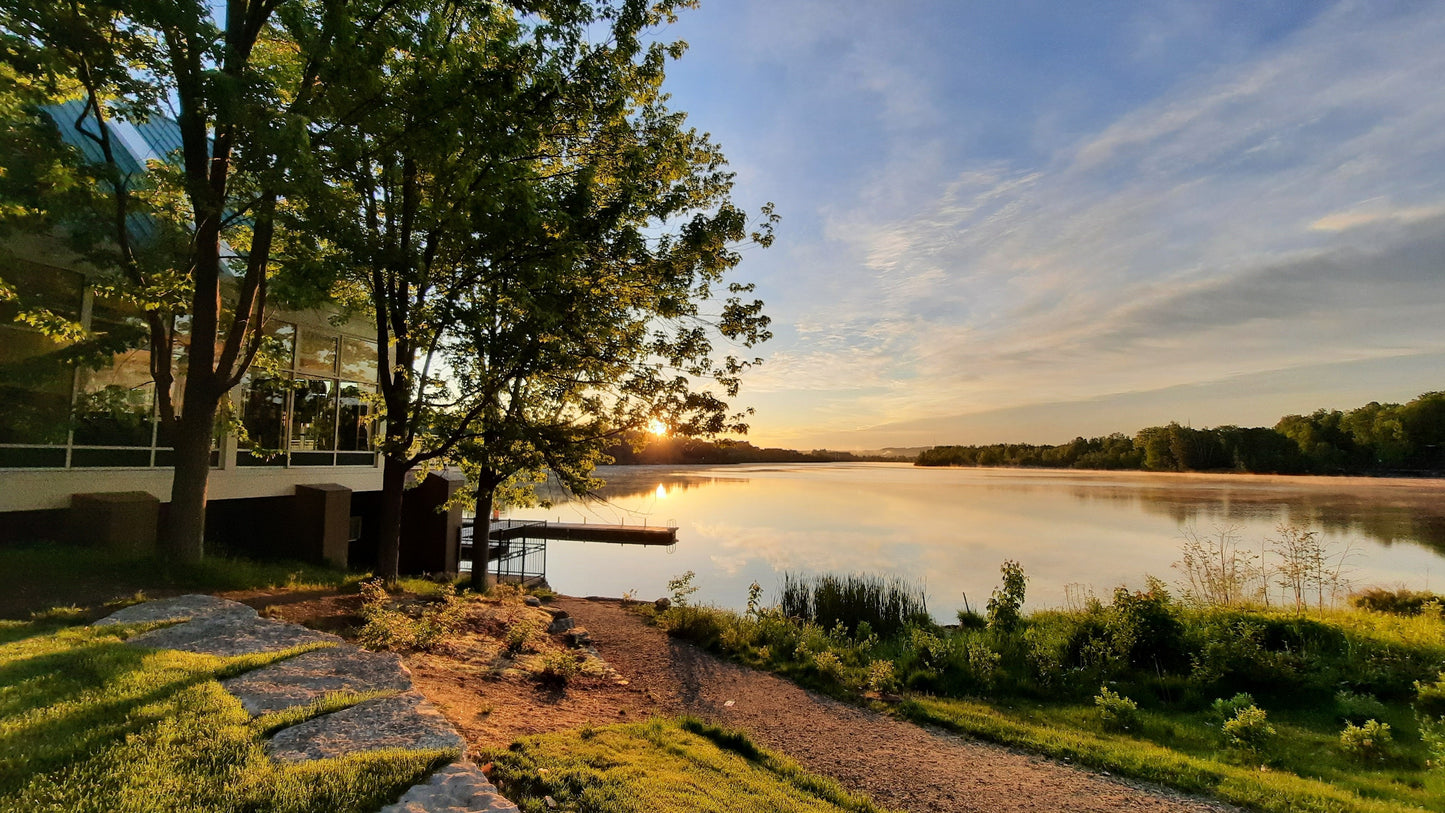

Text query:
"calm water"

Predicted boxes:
[[504, 463, 1445, 620]]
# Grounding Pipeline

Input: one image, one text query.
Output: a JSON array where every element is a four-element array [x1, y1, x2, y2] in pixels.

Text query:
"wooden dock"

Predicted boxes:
[[461, 518, 677, 548]]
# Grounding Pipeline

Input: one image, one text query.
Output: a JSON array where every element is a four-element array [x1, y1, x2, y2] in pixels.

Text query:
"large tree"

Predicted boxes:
[[299, 0, 773, 582], [0, 0, 368, 561]]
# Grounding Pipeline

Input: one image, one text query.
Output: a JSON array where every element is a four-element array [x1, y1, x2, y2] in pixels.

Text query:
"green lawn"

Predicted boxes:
[[0, 613, 447, 813], [485, 717, 894, 813]]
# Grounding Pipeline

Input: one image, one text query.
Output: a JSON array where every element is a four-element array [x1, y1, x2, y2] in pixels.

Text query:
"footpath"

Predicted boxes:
[[94, 594, 517, 813]]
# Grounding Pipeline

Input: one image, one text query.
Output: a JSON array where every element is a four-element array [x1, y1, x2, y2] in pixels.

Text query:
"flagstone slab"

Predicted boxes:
[[95, 594, 257, 626], [126, 613, 341, 657], [267, 690, 465, 762], [222, 645, 415, 715], [378, 763, 519, 813]]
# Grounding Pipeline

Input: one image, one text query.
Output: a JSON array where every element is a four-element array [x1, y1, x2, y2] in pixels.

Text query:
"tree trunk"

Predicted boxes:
[[376, 455, 410, 584], [470, 484, 493, 593], [163, 398, 219, 564]]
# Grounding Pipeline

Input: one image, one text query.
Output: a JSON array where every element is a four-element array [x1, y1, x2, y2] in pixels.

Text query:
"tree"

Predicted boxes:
[[298, 0, 773, 582], [0, 0, 370, 561]]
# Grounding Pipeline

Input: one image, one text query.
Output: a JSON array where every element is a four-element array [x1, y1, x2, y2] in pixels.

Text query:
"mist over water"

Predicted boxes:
[[505, 463, 1445, 621]]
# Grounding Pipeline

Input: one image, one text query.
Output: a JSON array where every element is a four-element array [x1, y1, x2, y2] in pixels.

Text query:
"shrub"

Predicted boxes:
[[667, 570, 699, 607], [1106, 579, 1186, 671], [812, 650, 844, 681], [506, 618, 542, 655], [1094, 686, 1139, 732], [1415, 671, 1445, 720], [357, 580, 466, 653], [1339, 719, 1393, 763], [1352, 587, 1445, 616], [865, 659, 896, 694], [538, 650, 580, 688], [1210, 692, 1257, 724], [1334, 690, 1388, 725], [1419, 716, 1445, 769], [956, 608, 987, 630], [1222, 706, 1275, 753], [987, 560, 1027, 634]]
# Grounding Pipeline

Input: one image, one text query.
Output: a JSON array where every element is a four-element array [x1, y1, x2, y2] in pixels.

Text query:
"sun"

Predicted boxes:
[[647, 419, 668, 436]]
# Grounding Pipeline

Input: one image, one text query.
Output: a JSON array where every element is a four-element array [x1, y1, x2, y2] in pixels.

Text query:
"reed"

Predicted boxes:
[[779, 571, 928, 638]]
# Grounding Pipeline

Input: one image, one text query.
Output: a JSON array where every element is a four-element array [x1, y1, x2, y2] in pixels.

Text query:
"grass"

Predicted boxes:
[[485, 717, 895, 813], [901, 696, 1440, 813], [779, 572, 929, 639], [0, 613, 449, 812], [0, 540, 365, 620]]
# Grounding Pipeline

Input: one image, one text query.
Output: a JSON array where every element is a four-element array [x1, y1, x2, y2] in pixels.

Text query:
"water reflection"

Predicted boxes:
[[505, 464, 1445, 619]]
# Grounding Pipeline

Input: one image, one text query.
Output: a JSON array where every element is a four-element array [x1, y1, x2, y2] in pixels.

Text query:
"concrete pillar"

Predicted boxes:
[[294, 483, 352, 569], [70, 491, 159, 555], [399, 470, 466, 575]]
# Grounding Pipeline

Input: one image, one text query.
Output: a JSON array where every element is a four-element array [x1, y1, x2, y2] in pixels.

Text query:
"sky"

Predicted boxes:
[[648, 0, 1445, 451]]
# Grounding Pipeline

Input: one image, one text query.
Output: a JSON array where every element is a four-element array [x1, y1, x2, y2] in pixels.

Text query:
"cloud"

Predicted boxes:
[[741, 1, 1445, 445]]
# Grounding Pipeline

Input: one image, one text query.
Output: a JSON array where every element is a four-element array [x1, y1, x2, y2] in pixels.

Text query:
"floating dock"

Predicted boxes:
[[458, 518, 677, 583]]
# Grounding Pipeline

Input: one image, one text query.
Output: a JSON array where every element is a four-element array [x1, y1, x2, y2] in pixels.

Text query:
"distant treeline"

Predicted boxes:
[[915, 390, 1445, 475], [607, 435, 896, 465]]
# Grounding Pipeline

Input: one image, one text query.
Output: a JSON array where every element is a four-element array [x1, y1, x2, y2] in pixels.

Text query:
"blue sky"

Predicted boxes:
[[655, 0, 1445, 449]]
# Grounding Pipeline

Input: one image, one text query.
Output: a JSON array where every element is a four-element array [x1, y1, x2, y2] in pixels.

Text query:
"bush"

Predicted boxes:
[[1222, 706, 1275, 753], [667, 571, 699, 607], [865, 659, 896, 694], [1352, 588, 1445, 616], [1415, 672, 1445, 720], [506, 618, 542, 655], [1094, 686, 1139, 732], [1419, 716, 1445, 769], [357, 580, 466, 653], [1209, 692, 1256, 722], [1339, 719, 1393, 763], [812, 650, 845, 682], [538, 650, 580, 688], [1334, 690, 1387, 725], [987, 560, 1027, 634]]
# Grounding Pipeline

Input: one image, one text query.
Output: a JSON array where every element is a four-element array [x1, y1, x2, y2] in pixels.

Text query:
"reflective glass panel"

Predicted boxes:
[[239, 375, 289, 458], [290, 377, 337, 452], [337, 383, 376, 452], [339, 336, 377, 383], [73, 347, 154, 447], [296, 330, 338, 376]]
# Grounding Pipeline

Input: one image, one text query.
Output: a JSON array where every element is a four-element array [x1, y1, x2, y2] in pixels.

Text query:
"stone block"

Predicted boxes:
[[295, 483, 353, 568], [70, 491, 159, 555]]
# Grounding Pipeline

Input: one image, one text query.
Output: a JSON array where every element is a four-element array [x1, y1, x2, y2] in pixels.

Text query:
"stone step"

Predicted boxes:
[[266, 690, 465, 763], [378, 763, 519, 813], [222, 645, 415, 716]]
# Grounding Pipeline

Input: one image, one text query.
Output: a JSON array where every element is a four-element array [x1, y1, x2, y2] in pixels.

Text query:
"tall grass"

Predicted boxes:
[[779, 572, 928, 638]]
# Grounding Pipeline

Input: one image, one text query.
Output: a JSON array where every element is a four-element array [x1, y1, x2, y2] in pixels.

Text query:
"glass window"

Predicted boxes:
[[339, 336, 377, 383], [337, 383, 377, 452], [0, 262, 84, 448], [261, 321, 295, 372], [289, 377, 337, 452], [0, 260, 83, 324], [296, 330, 337, 376], [239, 375, 289, 459]]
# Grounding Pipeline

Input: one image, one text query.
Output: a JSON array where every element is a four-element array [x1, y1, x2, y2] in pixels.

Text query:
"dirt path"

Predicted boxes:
[[555, 596, 1236, 813]]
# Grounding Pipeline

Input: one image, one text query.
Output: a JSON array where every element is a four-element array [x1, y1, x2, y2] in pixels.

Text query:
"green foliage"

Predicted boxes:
[[986, 560, 1027, 634], [1336, 690, 1389, 725], [1354, 588, 1445, 616], [1210, 693, 1258, 723], [356, 580, 466, 653], [506, 618, 543, 656], [1094, 686, 1140, 732], [1415, 673, 1445, 720], [778, 572, 928, 639], [668, 571, 700, 608], [864, 660, 897, 694], [915, 391, 1445, 474], [1339, 720, 1394, 764], [1221, 706, 1276, 753], [484, 717, 890, 813], [538, 651, 581, 689]]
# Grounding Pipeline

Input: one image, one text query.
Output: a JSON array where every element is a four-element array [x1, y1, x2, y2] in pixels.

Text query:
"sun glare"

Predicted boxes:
[[647, 419, 668, 436], [655, 484, 668, 500]]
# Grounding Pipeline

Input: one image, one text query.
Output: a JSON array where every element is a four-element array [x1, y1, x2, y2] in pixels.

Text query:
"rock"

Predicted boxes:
[[562, 628, 592, 648], [546, 616, 575, 634], [378, 762, 519, 813], [544, 608, 569, 620], [653, 597, 671, 611], [95, 594, 257, 626], [267, 690, 465, 762], [127, 613, 341, 657], [523, 596, 542, 607], [222, 645, 414, 716]]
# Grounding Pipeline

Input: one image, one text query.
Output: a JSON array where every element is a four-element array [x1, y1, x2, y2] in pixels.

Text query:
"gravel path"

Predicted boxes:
[[556, 597, 1237, 813]]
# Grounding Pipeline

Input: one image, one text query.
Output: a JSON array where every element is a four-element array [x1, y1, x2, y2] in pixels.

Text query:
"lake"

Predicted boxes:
[[503, 463, 1445, 621]]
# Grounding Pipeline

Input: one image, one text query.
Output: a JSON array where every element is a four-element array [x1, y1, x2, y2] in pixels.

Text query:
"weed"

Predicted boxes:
[[1094, 686, 1139, 732], [538, 651, 580, 688], [668, 570, 699, 607], [1339, 719, 1393, 763], [505, 618, 542, 655]]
